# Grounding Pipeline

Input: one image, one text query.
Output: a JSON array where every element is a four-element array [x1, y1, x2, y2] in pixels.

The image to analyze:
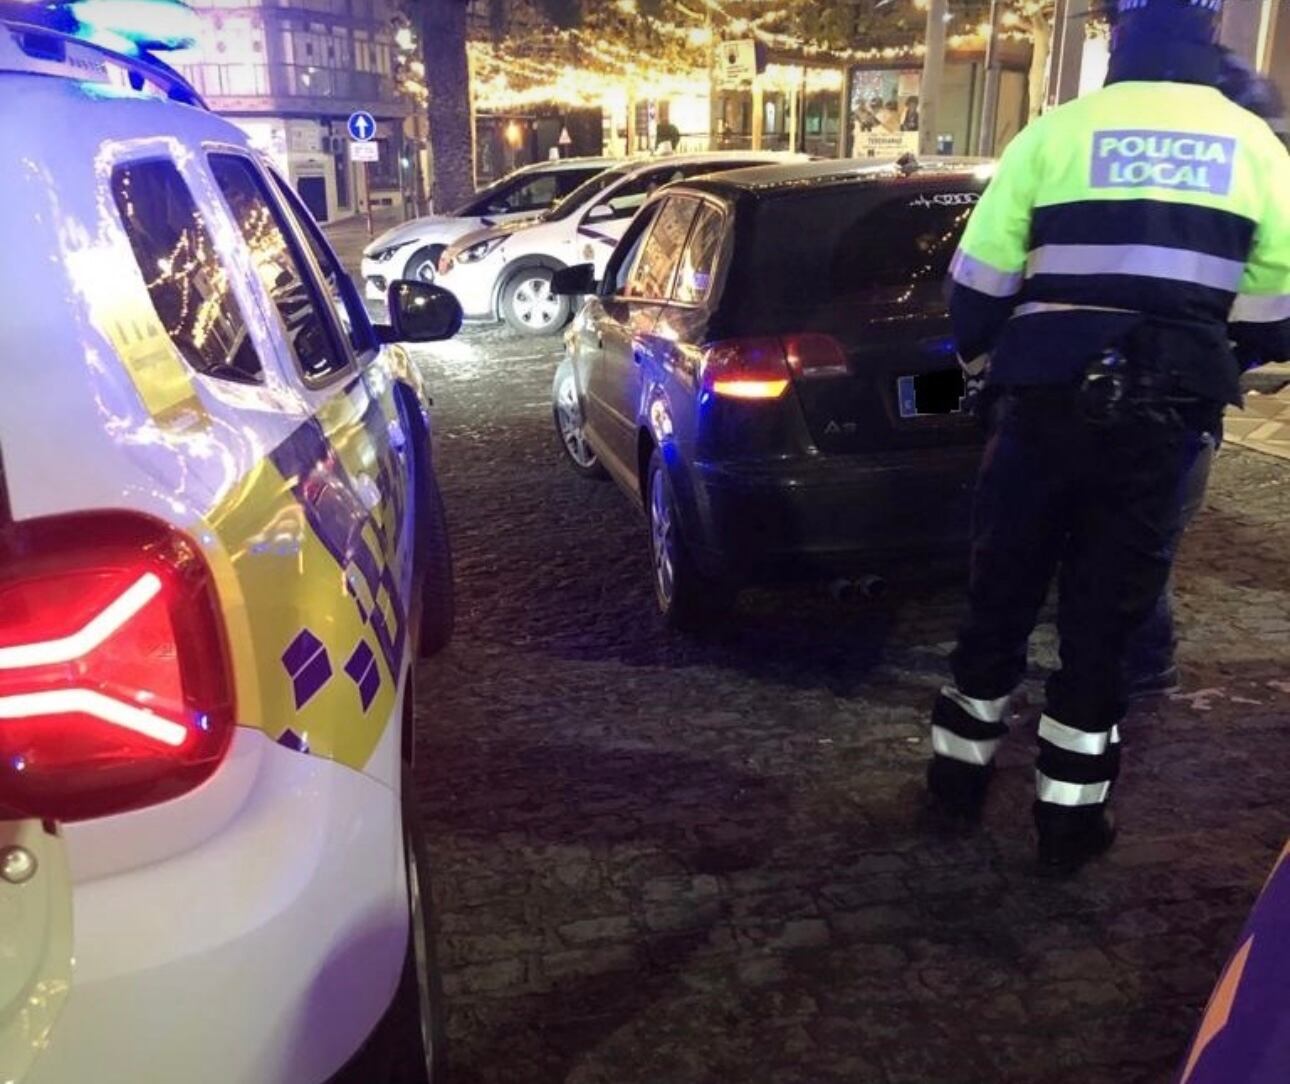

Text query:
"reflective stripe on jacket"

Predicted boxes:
[[950, 80, 1290, 405]]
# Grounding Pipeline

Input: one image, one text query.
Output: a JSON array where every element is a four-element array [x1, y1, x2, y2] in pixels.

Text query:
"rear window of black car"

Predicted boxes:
[[732, 183, 982, 312]]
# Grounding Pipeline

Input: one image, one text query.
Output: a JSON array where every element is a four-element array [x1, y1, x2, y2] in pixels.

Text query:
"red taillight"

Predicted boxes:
[[783, 333, 849, 379], [701, 337, 791, 400], [0, 514, 235, 822], [701, 334, 848, 400]]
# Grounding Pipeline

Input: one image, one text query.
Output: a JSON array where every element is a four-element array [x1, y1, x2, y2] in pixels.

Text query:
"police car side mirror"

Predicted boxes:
[[585, 203, 615, 223], [381, 281, 463, 343]]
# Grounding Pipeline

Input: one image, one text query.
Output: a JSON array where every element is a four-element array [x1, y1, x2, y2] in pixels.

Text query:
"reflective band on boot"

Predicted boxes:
[[1038, 716, 1122, 757], [930, 687, 1012, 767], [1036, 772, 1112, 808], [933, 727, 1003, 767], [940, 686, 1012, 724]]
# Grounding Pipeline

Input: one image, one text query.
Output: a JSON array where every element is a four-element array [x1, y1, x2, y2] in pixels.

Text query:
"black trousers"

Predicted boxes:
[[1124, 431, 1217, 681], [946, 386, 1219, 813]]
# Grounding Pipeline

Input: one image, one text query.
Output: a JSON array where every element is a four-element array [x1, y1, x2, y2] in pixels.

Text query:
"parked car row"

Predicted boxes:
[[366, 149, 992, 627], [386, 148, 990, 625], [361, 145, 985, 627], [434, 152, 806, 334], [360, 155, 615, 305]]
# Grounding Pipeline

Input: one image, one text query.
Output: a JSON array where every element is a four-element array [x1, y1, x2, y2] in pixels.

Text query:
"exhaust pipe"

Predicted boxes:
[[828, 575, 888, 602]]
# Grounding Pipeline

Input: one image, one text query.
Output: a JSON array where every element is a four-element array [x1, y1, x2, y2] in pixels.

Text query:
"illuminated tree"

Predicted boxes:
[[1013, 0, 1055, 119]]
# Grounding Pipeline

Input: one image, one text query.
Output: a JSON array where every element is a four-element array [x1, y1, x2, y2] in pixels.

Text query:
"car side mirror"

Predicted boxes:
[[585, 203, 615, 223], [551, 263, 597, 297], [378, 281, 463, 343]]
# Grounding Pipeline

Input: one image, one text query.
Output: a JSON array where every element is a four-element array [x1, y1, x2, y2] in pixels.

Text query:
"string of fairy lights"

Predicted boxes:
[[397, 0, 1059, 114]]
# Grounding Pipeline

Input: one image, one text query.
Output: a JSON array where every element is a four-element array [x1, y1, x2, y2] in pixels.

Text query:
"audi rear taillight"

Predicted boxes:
[[0, 514, 235, 822], [783, 333, 849, 379], [701, 338, 791, 401], [701, 334, 848, 400]]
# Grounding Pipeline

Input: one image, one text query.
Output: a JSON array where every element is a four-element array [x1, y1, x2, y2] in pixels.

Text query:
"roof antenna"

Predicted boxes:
[[896, 152, 921, 175]]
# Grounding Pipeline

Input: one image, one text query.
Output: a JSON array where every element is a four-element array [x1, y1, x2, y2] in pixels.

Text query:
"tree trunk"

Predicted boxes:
[[423, 0, 475, 212], [1028, 12, 1052, 121]]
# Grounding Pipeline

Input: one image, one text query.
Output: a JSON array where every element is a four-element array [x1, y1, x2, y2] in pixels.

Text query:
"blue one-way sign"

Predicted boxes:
[[347, 111, 376, 142]]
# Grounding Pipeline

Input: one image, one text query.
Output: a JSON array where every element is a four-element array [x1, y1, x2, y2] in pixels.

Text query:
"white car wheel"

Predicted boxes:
[[501, 270, 570, 336]]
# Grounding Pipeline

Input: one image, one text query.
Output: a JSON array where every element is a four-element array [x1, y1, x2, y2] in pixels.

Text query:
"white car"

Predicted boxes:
[[2, 12, 460, 1084], [360, 156, 615, 304], [436, 152, 809, 335]]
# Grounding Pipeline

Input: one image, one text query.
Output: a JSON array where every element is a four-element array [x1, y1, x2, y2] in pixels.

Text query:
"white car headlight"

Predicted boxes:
[[368, 245, 403, 262], [457, 237, 505, 264]]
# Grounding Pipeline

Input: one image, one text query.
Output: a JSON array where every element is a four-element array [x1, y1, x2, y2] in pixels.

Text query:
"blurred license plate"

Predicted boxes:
[[898, 371, 966, 418]]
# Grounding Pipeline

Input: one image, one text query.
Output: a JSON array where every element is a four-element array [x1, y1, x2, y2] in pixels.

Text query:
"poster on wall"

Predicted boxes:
[[851, 68, 921, 157]]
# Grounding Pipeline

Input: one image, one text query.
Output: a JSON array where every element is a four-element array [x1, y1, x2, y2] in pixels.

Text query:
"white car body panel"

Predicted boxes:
[[22, 729, 406, 1084]]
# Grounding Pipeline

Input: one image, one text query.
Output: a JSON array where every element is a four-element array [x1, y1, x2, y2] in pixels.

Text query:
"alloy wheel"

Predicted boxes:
[[511, 276, 562, 329], [649, 468, 676, 608], [556, 376, 597, 468]]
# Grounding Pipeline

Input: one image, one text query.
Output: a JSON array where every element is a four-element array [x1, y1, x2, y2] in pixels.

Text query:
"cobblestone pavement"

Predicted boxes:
[[403, 327, 1290, 1084], [1227, 384, 1290, 462], [401, 324, 1290, 1084]]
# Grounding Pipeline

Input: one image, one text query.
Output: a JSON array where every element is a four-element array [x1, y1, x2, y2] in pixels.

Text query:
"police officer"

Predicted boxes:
[[926, 0, 1290, 873]]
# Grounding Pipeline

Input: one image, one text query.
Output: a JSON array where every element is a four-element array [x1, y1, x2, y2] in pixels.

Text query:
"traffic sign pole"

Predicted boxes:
[[366, 162, 373, 238], [347, 111, 378, 238]]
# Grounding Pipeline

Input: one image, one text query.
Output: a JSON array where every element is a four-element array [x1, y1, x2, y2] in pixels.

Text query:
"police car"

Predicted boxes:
[[359, 156, 616, 306], [0, 7, 460, 1083], [435, 151, 807, 335]]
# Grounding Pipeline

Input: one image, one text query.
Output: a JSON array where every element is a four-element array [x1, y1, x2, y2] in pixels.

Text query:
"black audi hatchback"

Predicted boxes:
[[550, 158, 991, 627]]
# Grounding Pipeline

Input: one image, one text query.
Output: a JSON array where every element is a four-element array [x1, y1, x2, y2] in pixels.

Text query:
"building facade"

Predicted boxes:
[[175, 0, 413, 223]]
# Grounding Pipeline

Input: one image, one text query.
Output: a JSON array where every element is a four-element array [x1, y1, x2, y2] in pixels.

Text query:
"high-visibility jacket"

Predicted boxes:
[[950, 78, 1290, 405]]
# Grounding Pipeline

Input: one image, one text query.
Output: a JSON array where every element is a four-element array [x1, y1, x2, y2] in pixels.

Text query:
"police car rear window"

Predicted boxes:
[[111, 160, 264, 385]]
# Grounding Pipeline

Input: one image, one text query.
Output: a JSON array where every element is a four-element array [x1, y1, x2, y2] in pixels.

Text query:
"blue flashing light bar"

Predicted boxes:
[[2, 0, 207, 106], [0, 0, 200, 52], [69, 0, 200, 52]]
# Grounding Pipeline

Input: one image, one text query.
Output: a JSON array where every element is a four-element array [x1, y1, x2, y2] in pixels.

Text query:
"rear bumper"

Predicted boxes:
[[23, 729, 406, 1084], [683, 446, 981, 581]]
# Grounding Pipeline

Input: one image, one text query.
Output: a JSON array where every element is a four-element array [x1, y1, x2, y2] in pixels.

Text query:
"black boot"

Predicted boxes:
[[1126, 665, 1181, 701], [926, 755, 994, 822], [1035, 804, 1117, 876]]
